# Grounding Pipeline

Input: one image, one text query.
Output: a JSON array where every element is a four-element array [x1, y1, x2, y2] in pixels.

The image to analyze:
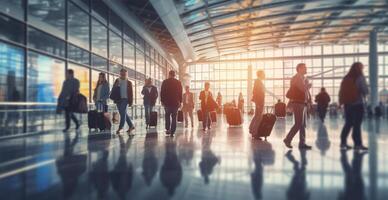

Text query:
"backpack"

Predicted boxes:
[[339, 77, 359, 105]]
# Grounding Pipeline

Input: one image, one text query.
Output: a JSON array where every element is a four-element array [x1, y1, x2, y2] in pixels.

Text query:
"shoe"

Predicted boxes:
[[298, 144, 312, 150], [340, 144, 352, 150], [354, 145, 368, 151], [127, 127, 135, 136], [170, 132, 175, 137], [165, 130, 171, 136], [207, 126, 211, 130], [283, 139, 292, 148], [62, 128, 69, 133], [75, 123, 80, 130], [116, 129, 123, 134], [202, 128, 206, 131]]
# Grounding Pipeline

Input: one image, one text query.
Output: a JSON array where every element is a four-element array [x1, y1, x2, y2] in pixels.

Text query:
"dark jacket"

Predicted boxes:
[[142, 85, 158, 106], [58, 78, 80, 109], [199, 90, 217, 111], [114, 79, 133, 106], [182, 92, 195, 112], [315, 92, 331, 107], [160, 78, 182, 108], [252, 79, 265, 106]]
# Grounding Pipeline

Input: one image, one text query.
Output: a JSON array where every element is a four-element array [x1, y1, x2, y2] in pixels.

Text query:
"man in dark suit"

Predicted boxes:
[[199, 82, 216, 131], [161, 71, 183, 136], [58, 69, 80, 132], [182, 86, 195, 128]]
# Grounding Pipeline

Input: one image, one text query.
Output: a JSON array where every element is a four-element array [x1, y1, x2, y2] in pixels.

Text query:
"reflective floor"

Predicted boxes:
[[0, 114, 388, 200]]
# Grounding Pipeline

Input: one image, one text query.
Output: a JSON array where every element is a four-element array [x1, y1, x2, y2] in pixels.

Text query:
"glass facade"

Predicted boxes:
[[189, 44, 388, 107], [0, 0, 175, 105]]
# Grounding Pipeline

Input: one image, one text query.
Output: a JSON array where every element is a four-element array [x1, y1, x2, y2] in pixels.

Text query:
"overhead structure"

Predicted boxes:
[[168, 0, 388, 61]]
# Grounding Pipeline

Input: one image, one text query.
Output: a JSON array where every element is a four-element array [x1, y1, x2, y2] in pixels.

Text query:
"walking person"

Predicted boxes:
[[216, 92, 222, 113], [315, 87, 331, 122], [238, 92, 245, 113], [58, 69, 80, 132], [199, 82, 215, 131], [249, 70, 265, 136], [161, 71, 183, 136], [113, 69, 135, 135], [142, 78, 158, 129], [283, 63, 312, 149], [339, 62, 369, 151], [182, 86, 195, 128], [93, 72, 110, 112]]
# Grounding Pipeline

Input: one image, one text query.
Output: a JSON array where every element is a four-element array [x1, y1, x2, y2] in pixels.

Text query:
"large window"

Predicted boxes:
[[123, 41, 135, 69], [136, 50, 145, 78], [27, 52, 65, 102], [109, 31, 122, 64], [68, 44, 89, 65], [28, 0, 65, 38], [28, 27, 66, 57], [0, 0, 24, 19], [69, 63, 90, 101], [0, 42, 24, 102], [68, 2, 90, 50], [0, 15, 25, 44], [91, 54, 107, 72], [91, 18, 107, 57]]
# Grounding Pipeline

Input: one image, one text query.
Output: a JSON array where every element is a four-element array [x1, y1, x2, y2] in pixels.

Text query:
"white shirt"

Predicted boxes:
[[204, 91, 209, 104], [119, 79, 127, 99]]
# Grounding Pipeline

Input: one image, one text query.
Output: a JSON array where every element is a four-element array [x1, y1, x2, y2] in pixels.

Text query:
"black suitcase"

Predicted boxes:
[[88, 110, 99, 129], [197, 110, 203, 121], [254, 113, 276, 140], [177, 110, 183, 122], [226, 108, 242, 126], [149, 111, 158, 127], [210, 111, 217, 122]]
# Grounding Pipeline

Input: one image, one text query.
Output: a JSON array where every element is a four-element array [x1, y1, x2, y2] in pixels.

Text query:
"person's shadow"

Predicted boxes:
[[178, 129, 195, 165], [87, 134, 112, 200], [315, 123, 331, 156], [56, 132, 86, 199], [159, 137, 182, 196], [338, 151, 367, 200], [142, 132, 159, 186], [199, 132, 220, 184], [110, 135, 134, 200], [285, 149, 310, 200], [250, 139, 275, 200]]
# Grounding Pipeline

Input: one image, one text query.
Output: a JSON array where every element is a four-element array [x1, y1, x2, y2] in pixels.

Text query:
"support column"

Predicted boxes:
[[247, 65, 253, 110], [369, 29, 378, 107]]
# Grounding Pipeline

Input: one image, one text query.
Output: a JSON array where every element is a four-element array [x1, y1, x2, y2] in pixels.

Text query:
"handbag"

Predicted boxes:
[[110, 86, 121, 103], [70, 93, 88, 113]]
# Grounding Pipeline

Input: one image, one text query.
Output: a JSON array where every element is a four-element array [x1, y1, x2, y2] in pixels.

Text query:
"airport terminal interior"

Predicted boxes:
[[0, 0, 388, 199]]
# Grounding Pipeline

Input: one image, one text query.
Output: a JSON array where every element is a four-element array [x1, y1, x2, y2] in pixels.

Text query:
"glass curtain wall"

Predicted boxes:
[[189, 44, 388, 107]]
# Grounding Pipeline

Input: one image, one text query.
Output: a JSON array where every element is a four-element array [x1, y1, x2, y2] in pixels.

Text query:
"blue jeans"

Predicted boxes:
[[341, 104, 364, 146], [116, 99, 133, 129], [144, 104, 154, 125], [165, 106, 179, 133]]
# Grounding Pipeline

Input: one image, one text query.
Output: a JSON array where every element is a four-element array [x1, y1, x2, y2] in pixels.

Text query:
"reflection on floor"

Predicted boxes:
[[0, 115, 387, 200]]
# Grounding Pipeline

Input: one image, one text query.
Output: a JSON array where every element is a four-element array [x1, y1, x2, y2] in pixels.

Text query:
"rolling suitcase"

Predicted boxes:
[[210, 111, 217, 123], [197, 110, 203, 121], [88, 110, 99, 129], [226, 108, 242, 126], [97, 112, 112, 131], [149, 111, 158, 127], [177, 110, 184, 122], [253, 109, 276, 140]]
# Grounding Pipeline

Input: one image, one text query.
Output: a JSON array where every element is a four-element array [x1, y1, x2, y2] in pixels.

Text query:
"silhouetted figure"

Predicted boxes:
[[199, 82, 217, 131], [89, 150, 110, 199], [161, 71, 183, 136], [315, 123, 330, 156], [367, 105, 373, 119], [110, 136, 134, 200], [249, 70, 265, 136], [58, 69, 80, 132], [339, 62, 369, 151], [182, 86, 195, 128], [285, 150, 309, 200], [56, 132, 86, 199], [142, 78, 158, 129], [160, 138, 182, 196], [142, 133, 158, 186], [216, 92, 222, 113], [284, 63, 312, 149], [238, 92, 244, 113], [374, 102, 384, 118], [199, 133, 220, 184], [315, 87, 331, 122], [338, 151, 367, 200]]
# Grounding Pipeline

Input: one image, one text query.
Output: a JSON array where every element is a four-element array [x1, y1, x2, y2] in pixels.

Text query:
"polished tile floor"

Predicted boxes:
[[0, 114, 387, 200]]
